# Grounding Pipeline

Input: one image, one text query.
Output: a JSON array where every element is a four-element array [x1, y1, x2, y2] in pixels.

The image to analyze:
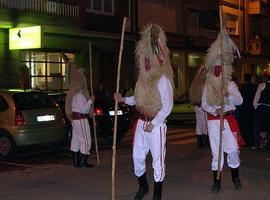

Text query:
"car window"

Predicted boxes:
[[0, 95, 8, 112], [49, 94, 66, 108], [96, 94, 113, 104], [13, 92, 56, 110]]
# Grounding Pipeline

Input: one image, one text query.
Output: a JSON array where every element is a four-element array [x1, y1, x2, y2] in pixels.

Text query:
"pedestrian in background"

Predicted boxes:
[[64, 53, 95, 168], [194, 105, 208, 147], [189, 65, 208, 148], [252, 75, 270, 150], [238, 73, 257, 147], [115, 24, 174, 200], [121, 80, 134, 97]]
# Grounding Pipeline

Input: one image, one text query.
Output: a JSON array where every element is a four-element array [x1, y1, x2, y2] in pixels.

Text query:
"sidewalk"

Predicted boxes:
[[0, 144, 270, 200]]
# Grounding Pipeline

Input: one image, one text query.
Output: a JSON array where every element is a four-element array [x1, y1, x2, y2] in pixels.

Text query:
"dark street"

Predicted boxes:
[[1, 127, 270, 200]]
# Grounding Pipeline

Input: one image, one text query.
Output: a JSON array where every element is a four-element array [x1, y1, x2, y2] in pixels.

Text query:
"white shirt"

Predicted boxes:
[[253, 81, 270, 109], [72, 91, 93, 114], [202, 81, 243, 116], [125, 75, 174, 126]]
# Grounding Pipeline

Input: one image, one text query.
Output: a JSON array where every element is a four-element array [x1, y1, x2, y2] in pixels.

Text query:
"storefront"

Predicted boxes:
[[19, 51, 74, 91], [171, 51, 205, 98], [248, 57, 270, 83], [0, 24, 136, 94], [4, 25, 84, 91]]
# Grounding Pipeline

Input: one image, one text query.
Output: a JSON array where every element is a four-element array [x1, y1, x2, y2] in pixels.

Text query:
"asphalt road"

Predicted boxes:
[[1, 127, 270, 200]]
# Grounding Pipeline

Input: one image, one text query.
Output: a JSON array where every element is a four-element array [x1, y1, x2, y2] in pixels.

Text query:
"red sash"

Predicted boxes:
[[208, 114, 245, 148], [72, 112, 88, 120]]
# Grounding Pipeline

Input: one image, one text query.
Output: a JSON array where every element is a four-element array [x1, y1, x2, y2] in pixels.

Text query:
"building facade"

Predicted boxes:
[[0, 0, 135, 95], [1, 0, 270, 97], [136, 0, 270, 97]]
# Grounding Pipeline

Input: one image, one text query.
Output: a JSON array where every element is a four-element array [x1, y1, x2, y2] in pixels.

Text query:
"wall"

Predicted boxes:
[[0, 29, 20, 88], [137, 0, 183, 33]]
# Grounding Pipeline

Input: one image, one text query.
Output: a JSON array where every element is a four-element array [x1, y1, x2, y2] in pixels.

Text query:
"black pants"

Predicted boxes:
[[238, 108, 254, 146], [253, 105, 270, 147]]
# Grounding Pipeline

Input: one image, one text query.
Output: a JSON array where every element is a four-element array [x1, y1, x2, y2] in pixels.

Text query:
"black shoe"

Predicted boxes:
[[233, 177, 242, 190], [72, 151, 81, 168], [80, 154, 94, 168], [153, 181, 163, 200], [203, 135, 210, 148], [135, 173, 149, 200], [197, 135, 203, 148], [231, 167, 241, 190], [212, 181, 221, 193], [212, 171, 221, 193], [250, 146, 261, 150], [134, 187, 149, 200]]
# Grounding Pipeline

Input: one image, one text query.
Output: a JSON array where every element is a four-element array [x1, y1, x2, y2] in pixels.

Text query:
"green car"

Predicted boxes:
[[167, 93, 195, 125], [0, 89, 68, 159]]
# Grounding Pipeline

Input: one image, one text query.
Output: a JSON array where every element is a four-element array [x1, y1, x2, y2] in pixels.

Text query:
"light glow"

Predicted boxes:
[[9, 26, 42, 50], [109, 110, 123, 116], [37, 115, 55, 122]]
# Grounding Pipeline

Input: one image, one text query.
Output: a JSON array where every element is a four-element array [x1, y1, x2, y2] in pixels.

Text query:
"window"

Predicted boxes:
[[224, 13, 239, 35], [13, 92, 56, 110], [20, 51, 75, 91], [199, 10, 218, 31], [189, 9, 218, 31], [189, 10, 200, 28], [188, 54, 205, 86], [86, 0, 114, 15], [255, 64, 270, 79]]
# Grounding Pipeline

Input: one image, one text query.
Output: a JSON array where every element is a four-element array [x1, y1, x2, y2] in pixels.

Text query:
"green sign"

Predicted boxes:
[[9, 26, 42, 50]]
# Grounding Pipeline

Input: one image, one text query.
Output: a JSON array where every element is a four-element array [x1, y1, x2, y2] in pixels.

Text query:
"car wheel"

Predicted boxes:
[[0, 131, 17, 160]]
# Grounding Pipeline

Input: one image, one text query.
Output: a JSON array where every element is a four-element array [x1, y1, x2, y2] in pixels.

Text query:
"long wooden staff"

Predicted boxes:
[[217, 5, 225, 180], [112, 17, 127, 200], [89, 42, 100, 166]]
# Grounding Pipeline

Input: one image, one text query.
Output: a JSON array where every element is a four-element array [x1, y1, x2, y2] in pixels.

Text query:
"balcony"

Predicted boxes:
[[0, 0, 79, 17], [249, 0, 270, 16], [249, 38, 270, 56]]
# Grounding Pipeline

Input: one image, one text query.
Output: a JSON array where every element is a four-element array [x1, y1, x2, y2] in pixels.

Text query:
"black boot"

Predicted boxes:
[[72, 151, 81, 167], [197, 135, 203, 147], [212, 171, 221, 193], [231, 167, 241, 190], [134, 173, 149, 200], [202, 134, 208, 148], [80, 154, 94, 168], [153, 181, 163, 200]]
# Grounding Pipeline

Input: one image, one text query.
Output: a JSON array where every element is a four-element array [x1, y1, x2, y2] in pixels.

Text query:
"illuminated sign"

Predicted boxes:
[[9, 26, 42, 50]]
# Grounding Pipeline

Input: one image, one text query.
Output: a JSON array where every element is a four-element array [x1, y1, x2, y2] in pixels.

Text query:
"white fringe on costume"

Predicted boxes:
[[204, 26, 241, 106]]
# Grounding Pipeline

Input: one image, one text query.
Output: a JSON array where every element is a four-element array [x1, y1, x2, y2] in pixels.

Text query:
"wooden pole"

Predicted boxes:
[[217, 5, 225, 180], [112, 17, 127, 200], [89, 42, 100, 167]]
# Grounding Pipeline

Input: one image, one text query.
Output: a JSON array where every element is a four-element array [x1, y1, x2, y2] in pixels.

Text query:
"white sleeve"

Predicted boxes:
[[227, 81, 243, 106], [74, 93, 93, 114], [151, 75, 174, 126], [201, 85, 217, 116], [253, 83, 264, 109], [124, 96, 136, 106]]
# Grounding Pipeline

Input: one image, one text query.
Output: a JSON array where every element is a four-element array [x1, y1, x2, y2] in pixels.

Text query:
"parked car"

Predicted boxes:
[[167, 93, 196, 125], [0, 89, 68, 160], [48, 92, 131, 144]]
